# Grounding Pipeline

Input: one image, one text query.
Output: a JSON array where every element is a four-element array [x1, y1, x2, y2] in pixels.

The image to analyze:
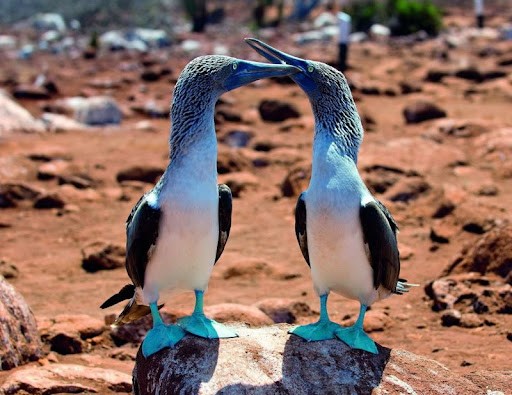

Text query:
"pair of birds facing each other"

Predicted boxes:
[[101, 38, 416, 358]]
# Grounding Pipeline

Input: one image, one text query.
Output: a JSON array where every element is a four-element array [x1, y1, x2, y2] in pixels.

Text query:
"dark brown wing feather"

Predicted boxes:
[[215, 184, 232, 263], [360, 200, 400, 291], [295, 192, 310, 267]]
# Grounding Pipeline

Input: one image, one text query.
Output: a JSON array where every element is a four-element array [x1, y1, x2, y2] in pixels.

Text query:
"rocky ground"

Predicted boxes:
[[1, 6, 512, 394]]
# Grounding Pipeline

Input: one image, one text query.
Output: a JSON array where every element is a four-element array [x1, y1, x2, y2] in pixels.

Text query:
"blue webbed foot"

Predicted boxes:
[[335, 325, 378, 354], [289, 319, 342, 341], [178, 313, 238, 339], [142, 323, 186, 357]]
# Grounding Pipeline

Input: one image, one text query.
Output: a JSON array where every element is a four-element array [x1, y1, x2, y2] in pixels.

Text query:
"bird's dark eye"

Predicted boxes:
[[232, 63, 238, 70], [307, 65, 314, 73]]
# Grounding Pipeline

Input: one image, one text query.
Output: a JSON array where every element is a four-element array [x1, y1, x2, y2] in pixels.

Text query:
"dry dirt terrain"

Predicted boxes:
[[0, 7, 511, 393]]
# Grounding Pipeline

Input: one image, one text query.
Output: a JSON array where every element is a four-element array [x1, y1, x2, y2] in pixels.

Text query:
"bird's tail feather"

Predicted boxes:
[[394, 279, 420, 295], [100, 284, 152, 327]]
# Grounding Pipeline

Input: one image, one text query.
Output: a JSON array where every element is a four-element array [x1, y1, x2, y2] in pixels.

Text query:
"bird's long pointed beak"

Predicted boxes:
[[245, 38, 306, 69], [223, 60, 300, 91]]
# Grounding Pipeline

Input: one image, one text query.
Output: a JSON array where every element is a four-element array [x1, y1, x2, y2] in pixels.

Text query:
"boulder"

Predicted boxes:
[[116, 166, 164, 184], [281, 165, 311, 197], [56, 96, 122, 126], [258, 100, 301, 123], [0, 90, 45, 136], [38, 314, 106, 355], [253, 298, 313, 324], [204, 304, 273, 327], [0, 277, 42, 370], [403, 100, 447, 124], [0, 364, 132, 394], [0, 259, 19, 279], [0, 183, 42, 208], [444, 224, 512, 278], [132, 325, 511, 394], [81, 241, 126, 272]]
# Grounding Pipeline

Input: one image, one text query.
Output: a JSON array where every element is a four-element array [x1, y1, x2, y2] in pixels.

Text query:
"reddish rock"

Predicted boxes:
[[258, 100, 301, 123], [37, 160, 70, 180], [403, 100, 447, 124], [0, 183, 42, 208], [218, 172, 259, 198], [0, 277, 42, 370], [281, 165, 311, 197], [33, 193, 66, 209], [384, 177, 430, 202], [116, 166, 164, 184], [445, 224, 512, 278], [0, 364, 132, 394], [204, 303, 273, 327], [38, 314, 105, 355], [254, 298, 313, 324], [0, 259, 18, 279], [132, 325, 509, 394], [221, 259, 273, 280], [81, 241, 126, 272], [217, 148, 252, 174]]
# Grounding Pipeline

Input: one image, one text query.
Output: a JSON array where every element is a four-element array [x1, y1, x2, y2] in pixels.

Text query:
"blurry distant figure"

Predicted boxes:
[[337, 11, 351, 72], [183, 0, 207, 33], [474, 0, 484, 29], [291, 0, 321, 21], [253, 0, 285, 28]]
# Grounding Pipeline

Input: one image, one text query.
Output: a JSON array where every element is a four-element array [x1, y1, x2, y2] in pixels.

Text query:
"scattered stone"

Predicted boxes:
[[0, 89, 45, 136], [216, 107, 242, 123], [0, 183, 42, 208], [33, 193, 66, 209], [135, 120, 156, 132], [461, 360, 474, 367], [476, 185, 498, 196], [131, 101, 169, 118], [0, 364, 132, 394], [81, 241, 125, 272], [258, 99, 301, 122], [363, 165, 404, 194], [281, 165, 311, 197], [343, 310, 392, 333], [218, 172, 259, 198], [58, 173, 94, 189], [140, 68, 160, 82], [454, 66, 482, 82], [432, 118, 489, 138], [56, 96, 122, 126], [109, 347, 137, 361], [204, 303, 273, 327], [459, 313, 484, 328], [430, 222, 456, 244], [220, 129, 253, 148], [221, 259, 273, 280], [399, 80, 422, 94], [403, 100, 447, 124], [384, 177, 430, 202], [252, 139, 275, 152], [445, 224, 512, 278], [441, 309, 462, 327], [0, 277, 42, 370], [217, 148, 252, 174], [0, 259, 19, 279], [12, 85, 50, 100], [132, 324, 505, 394], [424, 68, 452, 83], [254, 298, 313, 324], [116, 166, 164, 184], [432, 199, 455, 218], [41, 112, 87, 132], [38, 314, 105, 355], [37, 160, 69, 180]]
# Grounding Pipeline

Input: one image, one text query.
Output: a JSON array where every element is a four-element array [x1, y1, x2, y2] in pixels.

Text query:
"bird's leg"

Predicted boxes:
[[289, 293, 342, 341], [335, 304, 378, 354], [177, 290, 238, 339], [142, 302, 186, 358]]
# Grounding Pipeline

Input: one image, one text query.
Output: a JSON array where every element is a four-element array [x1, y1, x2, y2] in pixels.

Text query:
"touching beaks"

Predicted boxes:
[[223, 60, 300, 91], [244, 38, 308, 71]]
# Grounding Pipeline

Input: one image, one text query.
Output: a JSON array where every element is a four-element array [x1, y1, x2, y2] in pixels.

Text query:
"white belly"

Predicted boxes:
[[142, 183, 218, 304], [308, 203, 377, 304]]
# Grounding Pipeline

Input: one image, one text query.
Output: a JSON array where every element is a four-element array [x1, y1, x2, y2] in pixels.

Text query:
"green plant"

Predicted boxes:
[[344, 0, 442, 37], [388, 0, 442, 36]]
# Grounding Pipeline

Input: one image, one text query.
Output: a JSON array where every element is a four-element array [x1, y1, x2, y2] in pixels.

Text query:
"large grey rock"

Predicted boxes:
[[132, 324, 511, 394], [0, 277, 42, 370], [0, 90, 45, 136], [56, 96, 122, 126]]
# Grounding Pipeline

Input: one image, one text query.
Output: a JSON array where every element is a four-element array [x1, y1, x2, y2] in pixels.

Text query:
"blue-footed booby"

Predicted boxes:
[[101, 55, 299, 357], [246, 38, 417, 354]]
